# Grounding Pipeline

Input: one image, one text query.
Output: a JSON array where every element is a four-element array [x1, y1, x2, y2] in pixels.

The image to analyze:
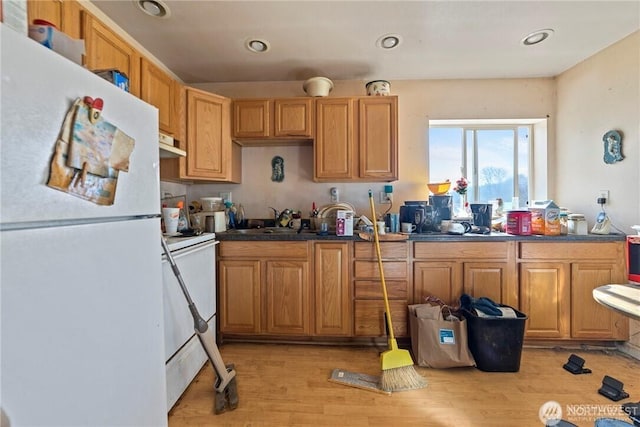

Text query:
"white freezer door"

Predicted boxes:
[[0, 218, 167, 427], [0, 24, 160, 225]]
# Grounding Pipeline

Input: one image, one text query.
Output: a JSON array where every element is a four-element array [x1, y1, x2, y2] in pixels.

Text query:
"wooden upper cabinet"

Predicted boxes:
[[233, 99, 270, 138], [358, 96, 398, 180], [274, 98, 313, 138], [160, 87, 241, 183], [185, 88, 240, 182], [232, 98, 313, 143], [314, 98, 354, 180], [27, 0, 83, 39], [140, 57, 176, 136], [314, 96, 398, 182], [83, 13, 141, 96]]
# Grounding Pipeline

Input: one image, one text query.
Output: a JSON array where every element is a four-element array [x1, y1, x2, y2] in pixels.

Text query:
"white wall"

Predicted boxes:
[[556, 31, 640, 235], [556, 31, 640, 356]]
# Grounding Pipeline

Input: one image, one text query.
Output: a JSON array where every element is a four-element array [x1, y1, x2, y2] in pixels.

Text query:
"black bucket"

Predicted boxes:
[[462, 308, 528, 372]]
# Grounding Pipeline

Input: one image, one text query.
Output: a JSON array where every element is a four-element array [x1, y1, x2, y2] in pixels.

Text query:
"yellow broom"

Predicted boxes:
[[368, 190, 427, 392]]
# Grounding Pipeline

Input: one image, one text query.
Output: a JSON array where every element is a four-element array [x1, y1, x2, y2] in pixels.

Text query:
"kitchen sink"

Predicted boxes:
[[226, 227, 300, 234]]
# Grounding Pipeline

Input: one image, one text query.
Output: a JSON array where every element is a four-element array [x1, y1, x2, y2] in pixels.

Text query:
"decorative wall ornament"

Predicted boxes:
[[603, 130, 624, 164], [271, 155, 284, 182]]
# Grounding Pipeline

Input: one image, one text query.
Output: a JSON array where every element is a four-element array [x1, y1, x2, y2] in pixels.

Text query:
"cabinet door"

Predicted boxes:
[[571, 262, 628, 339], [233, 100, 270, 138], [28, 0, 63, 28], [265, 261, 310, 335], [186, 88, 239, 182], [140, 58, 176, 136], [519, 262, 570, 338], [314, 98, 354, 180], [413, 261, 462, 305], [219, 260, 261, 334], [314, 242, 351, 336], [463, 262, 511, 305], [28, 0, 82, 39], [354, 300, 408, 337], [274, 98, 313, 138], [83, 14, 141, 96], [358, 97, 398, 180]]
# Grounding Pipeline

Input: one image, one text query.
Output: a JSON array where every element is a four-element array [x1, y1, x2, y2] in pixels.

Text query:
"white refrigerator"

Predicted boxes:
[[0, 24, 168, 426]]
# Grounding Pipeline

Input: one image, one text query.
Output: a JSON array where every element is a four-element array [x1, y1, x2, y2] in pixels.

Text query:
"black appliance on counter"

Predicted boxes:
[[400, 201, 439, 233], [429, 195, 452, 222]]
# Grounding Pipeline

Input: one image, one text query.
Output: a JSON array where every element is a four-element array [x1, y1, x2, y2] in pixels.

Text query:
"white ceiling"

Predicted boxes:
[[91, 0, 640, 84]]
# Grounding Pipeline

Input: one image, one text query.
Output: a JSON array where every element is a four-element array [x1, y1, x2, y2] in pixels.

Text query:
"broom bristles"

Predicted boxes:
[[380, 365, 428, 392]]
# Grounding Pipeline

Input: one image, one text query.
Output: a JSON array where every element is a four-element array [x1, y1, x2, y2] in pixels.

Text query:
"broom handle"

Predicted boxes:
[[368, 190, 396, 342]]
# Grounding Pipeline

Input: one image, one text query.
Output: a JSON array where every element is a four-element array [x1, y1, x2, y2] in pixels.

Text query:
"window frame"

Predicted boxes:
[[429, 118, 547, 206]]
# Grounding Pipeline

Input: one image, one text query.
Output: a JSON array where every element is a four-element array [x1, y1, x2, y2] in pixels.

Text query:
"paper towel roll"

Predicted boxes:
[[214, 211, 226, 232]]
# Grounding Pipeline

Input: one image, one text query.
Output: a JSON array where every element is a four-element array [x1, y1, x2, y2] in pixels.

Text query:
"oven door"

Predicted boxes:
[[162, 238, 217, 409]]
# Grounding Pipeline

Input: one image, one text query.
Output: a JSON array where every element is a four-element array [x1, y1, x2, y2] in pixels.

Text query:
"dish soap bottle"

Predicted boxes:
[[176, 201, 189, 232]]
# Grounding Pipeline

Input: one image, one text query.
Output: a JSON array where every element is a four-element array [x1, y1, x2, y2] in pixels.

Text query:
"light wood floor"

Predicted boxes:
[[168, 343, 640, 427]]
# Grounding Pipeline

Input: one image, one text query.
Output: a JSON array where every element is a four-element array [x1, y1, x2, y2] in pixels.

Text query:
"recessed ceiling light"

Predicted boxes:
[[245, 38, 270, 53], [521, 29, 554, 46], [377, 34, 402, 50], [136, 0, 170, 18]]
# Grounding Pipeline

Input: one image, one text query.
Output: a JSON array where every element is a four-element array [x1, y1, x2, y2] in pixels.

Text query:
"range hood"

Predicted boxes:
[[159, 132, 185, 158]]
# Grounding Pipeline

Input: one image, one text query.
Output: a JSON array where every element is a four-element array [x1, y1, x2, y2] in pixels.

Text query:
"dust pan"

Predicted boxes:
[[368, 190, 427, 393], [328, 369, 391, 395]]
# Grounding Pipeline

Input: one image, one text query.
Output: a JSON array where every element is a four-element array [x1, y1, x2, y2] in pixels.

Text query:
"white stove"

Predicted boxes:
[[164, 232, 216, 251], [161, 231, 218, 410]]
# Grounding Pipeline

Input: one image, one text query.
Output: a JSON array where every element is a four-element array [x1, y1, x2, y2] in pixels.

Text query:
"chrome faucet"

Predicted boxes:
[[268, 207, 280, 223]]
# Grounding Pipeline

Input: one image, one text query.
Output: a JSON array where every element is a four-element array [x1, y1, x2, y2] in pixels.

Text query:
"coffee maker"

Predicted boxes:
[[400, 201, 438, 233]]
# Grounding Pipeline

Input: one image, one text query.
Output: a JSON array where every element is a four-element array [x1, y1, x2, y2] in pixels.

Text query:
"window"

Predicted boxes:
[[429, 122, 532, 211]]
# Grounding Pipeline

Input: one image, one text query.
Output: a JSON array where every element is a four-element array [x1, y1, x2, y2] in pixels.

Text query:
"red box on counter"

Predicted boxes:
[[506, 210, 532, 235]]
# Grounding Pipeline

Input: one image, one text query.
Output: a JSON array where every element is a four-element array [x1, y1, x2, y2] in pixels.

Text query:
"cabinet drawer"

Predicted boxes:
[[354, 300, 407, 337], [219, 241, 309, 258], [354, 241, 408, 259], [414, 241, 510, 259], [354, 280, 407, 299], [519, 242, 623, 260], [354, 260, 407, 279]]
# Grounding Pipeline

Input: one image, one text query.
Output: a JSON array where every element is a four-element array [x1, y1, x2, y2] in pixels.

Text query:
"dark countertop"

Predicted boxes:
[[215, 229, 628, 242]]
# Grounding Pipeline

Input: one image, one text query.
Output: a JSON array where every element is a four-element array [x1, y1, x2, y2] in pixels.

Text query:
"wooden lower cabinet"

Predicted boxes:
[[313, 242, 351, 336], [519, 262, 570, 338], [218, 239, 628, 343], [412, 241, 517, 308], [571, 262, 627, 339], [354, 300, 408, 337], [518, 242, 628, 340], [218, 241, 351, 339], [413, 261, 461, 305], [353, 241, 409, 337], [219, 260, 261, 334], [264, 260, 310, 335]]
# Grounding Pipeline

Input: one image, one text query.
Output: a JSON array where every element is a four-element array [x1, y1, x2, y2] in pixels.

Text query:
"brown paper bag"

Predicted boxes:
[[409, 304, 476, 369]]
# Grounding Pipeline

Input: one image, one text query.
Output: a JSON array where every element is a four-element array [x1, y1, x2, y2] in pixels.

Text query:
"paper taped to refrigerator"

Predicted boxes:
[[46, 97, 135, 205]]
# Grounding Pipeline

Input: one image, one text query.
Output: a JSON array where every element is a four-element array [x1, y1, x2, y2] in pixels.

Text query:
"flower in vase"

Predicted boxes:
[[453, 177, 468, 195]]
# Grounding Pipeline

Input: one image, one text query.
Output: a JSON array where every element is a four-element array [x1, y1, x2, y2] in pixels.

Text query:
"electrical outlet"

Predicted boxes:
[[379, 191, 391, 204], [598, 190, 609, 204], [330, 187, 339, 203]]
